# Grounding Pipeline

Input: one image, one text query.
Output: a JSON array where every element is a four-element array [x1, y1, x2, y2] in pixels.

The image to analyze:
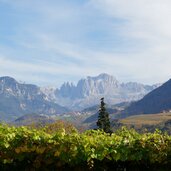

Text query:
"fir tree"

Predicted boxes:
[[97, 97, 111, 133]]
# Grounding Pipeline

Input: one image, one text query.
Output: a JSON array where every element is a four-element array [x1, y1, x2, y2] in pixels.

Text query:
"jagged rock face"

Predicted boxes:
[[40, 86, 56, 100], [55, 74, 120, 100], [54, 73, 159, 110], [76, 74, 120, 97], [57, 82, 76, 98], [0, 77, 68, 122]]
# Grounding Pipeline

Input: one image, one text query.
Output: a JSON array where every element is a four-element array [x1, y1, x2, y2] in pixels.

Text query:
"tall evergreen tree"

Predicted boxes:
[[97, 97, 111, 133]]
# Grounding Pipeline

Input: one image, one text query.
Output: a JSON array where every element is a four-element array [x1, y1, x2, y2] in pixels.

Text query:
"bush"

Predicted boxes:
[[0, 124, 171, 170]]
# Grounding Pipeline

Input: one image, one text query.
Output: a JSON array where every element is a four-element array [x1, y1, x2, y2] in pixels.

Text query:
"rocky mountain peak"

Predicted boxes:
[[0, 76, 17, 84], [74, 73, 118, 98], [0, 76, 69, 121], [87, 73, 118, 83], [0, 76, 40, 98], [95, 73, 116, 80], [0, 76, 18, 91], [54, 73, 160, 110]]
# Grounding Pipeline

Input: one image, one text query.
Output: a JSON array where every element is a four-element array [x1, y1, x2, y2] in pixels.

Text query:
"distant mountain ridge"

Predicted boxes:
[[0, 76, 69, 122], [52, 73, 160, 110], [119, 79, 171, 118], [0, 74, 160, 122], [12, 114, 55, 126]]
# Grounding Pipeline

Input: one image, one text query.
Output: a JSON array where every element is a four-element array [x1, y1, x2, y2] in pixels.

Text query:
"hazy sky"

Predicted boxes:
[[0, 0, 171, 86]]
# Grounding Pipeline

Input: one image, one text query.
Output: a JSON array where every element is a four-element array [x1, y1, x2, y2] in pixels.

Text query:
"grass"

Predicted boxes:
[[120, 112, 171, 127]]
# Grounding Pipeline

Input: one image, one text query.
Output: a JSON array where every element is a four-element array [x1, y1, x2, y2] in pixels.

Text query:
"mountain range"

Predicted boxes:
[[0, 74, 160, 122], [45, 73, 159, 110], [0, 76, 69, 121]]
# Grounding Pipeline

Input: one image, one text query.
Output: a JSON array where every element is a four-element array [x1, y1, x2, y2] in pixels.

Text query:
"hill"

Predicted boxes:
[[119, 79, 171, 118], [12, 113, 55, 126], [111, 112, 171, 134], [120, 112, 171, 126]]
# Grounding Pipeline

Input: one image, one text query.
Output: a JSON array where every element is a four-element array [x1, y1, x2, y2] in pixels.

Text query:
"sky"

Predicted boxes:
[[0, 0, 171, 87]]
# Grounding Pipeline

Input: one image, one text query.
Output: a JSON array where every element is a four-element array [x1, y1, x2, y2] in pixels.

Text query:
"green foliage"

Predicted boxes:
[[0, 124, 171, 169], [97, 97, 111, 133]]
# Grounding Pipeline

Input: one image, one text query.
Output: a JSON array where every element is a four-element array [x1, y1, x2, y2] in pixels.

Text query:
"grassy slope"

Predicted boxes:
[[120, 112, 171, 127]]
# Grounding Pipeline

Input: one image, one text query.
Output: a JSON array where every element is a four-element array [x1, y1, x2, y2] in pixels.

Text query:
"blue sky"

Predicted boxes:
[[0, 0, 171, 87]]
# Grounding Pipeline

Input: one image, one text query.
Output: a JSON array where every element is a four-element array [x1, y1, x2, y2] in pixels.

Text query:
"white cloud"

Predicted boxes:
[[0, 54, 104, 86], [88, 0, 171, 82], [91, 1, 171, 40], [0, 0, 171, 85]]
